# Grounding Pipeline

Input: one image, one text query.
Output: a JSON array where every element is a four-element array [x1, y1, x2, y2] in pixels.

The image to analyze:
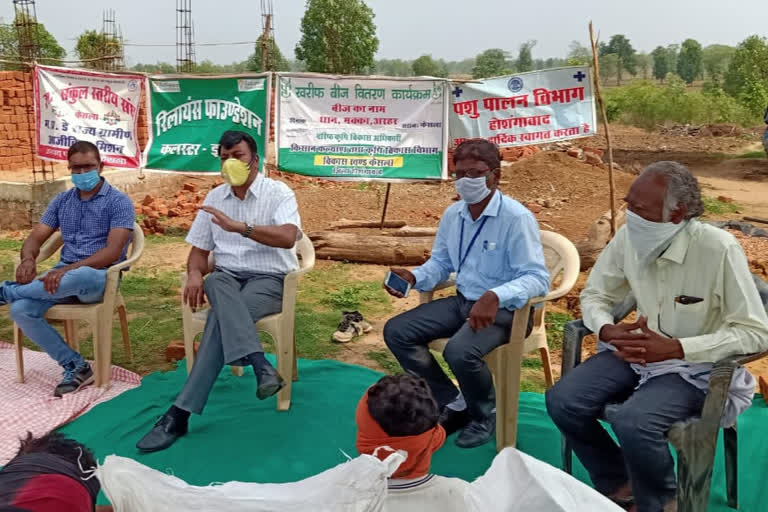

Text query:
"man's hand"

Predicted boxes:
[[16, 258, 37, 284], [599, 318, 651, 364], [383, 268, 416, 298], [468, 291, 499, 331], [200, 206, 244, 234], [184, 271, 206, 310], [610, 316, 685, 364], [38, 267, 69, 294]]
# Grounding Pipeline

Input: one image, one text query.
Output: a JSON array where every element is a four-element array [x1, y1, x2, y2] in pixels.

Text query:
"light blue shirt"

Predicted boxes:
[[412, 190, 549, 310]]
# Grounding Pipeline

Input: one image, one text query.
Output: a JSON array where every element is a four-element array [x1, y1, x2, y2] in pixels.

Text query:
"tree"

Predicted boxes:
[[445, 57, 475, 76], [130, 62, 176, 73], [246, 35, 289, 72], [600, 34, 637, 85], [598, 53, 619, 85], [724, 35, 768, 117], [677, 39, 703, 84], [651, 46, 669, 81], [376, 58, 412, 76], [295, 0, 379, 74], [637, 52, 652, 79], [517, 40, 536, 72], [75, 30, 122, 70], [0, 14, 65, 70], [411, 54, 447, 77], [666, 44, 680, 74], [472, 48, 511, 79], [566, 40, 591, 66], [702, 44, 735, 82]]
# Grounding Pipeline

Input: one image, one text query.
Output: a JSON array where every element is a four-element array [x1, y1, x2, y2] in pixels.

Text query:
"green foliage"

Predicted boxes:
[[472, 48, 511, 79], [246, 35, 290, 72], [677, 39, 704, 84], [703, 44, 736, 82], [702, 196, 740, 215], [545, 311, 573, 350], [636, 52, 652, 79], [411, 54, 447, 78], [517, 40, 536, 73], [194, 59, 249, 73], [651, 46, 670, 80], [724, 36, 768, 119], [295, 0, 379, 74], [605, 77, 758, 129], [598, 53, 619, 85], [0, 14, 65, 70], [566, 40, 591, 66], [130, 62, 176, 73], [601, 34, 637, 85], [366, 350, 403, 374], [376, 58, 412, 77], [321, 282, 388, 311], [75, 30, 122, 70]]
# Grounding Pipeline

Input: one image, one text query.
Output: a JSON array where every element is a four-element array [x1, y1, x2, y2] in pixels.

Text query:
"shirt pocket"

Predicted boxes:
[[670, 298, 710, 338], [478, 244, 506, 278]]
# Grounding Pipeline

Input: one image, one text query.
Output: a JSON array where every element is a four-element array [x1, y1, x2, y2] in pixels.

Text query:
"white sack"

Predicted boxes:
[[98, 451, 406, 512], [466, 448, 623, 512]]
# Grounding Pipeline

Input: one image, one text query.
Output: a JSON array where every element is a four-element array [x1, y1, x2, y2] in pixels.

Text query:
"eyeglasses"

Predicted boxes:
[[450, 169, 495, 180]]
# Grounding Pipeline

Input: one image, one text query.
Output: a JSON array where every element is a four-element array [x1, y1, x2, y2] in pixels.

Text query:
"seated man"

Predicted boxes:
[[0, 141, 135, 396], [546, 161, 768, 512], [0, 433, 106, 512], [356, 374, 470, 512], [136, 130, 301, 453], [383, 139, 549, 448]]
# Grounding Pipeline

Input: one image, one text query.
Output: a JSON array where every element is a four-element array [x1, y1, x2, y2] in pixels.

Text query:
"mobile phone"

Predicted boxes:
[[385, 271, 412, 297]]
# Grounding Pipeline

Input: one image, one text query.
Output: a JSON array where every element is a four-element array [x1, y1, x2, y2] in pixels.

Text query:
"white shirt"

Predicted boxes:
[[385, 475, 470, 512], [186, 174, 301, 274], [581, 220, 768, 424]]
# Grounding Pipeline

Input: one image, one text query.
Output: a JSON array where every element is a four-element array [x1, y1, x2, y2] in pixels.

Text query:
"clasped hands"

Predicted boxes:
[[599, 316, 684, 365]]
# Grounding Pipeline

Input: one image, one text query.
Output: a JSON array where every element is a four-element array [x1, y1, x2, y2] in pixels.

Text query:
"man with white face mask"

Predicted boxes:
[[546, 161, 768, 512], [136, 130, 301, 453], [383, 139, 549, 449]]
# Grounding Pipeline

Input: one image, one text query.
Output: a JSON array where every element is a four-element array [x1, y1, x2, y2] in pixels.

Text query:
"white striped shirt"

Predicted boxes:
[[186, 175, 301, 274]]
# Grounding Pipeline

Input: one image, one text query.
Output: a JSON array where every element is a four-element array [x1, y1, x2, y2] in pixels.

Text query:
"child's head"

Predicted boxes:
[[366, 374, 440, 437]]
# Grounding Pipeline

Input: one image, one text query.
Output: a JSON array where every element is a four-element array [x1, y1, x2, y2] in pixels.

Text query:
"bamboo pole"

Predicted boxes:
[[380, 183, 392, 229], [589, 21, 617, 236]]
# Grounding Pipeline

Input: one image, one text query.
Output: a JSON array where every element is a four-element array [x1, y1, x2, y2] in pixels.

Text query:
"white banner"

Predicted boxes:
[[276, 73, 448, 180], [449, 67, 596, 147], [33, 65, 144, 168]]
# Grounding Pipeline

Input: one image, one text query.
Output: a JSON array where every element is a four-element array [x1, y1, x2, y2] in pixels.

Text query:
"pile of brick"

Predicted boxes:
[[136, 181, 218, 235], [0, 71, 43, 171], [447, 144, 541, 172]]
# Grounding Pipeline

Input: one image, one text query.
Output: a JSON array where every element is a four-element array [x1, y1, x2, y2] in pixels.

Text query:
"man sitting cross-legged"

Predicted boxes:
[[136, 130, 301, 453]]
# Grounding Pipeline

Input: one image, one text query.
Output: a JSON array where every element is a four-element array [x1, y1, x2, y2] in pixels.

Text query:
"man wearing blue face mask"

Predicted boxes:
[[0, 140, 135, 397], [383, 139, 550, 449]]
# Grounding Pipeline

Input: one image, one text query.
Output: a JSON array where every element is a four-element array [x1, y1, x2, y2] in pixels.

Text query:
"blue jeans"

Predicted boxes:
[[545, 351, 705, 512], [4, 263, 107, 367]]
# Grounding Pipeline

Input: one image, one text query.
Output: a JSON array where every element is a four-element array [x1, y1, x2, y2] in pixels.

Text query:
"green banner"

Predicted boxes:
[[145, 75, 270, 172]]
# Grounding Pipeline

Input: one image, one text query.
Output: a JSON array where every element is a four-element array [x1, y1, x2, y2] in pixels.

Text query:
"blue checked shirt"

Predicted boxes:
[[40, 180, 136, 265], [412, 191, 550, 310]]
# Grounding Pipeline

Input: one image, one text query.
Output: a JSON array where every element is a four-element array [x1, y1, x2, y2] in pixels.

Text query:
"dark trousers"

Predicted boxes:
[[383, 293, 529, 422], [176, 270, 284, 415], [545, 351, 706, 512]]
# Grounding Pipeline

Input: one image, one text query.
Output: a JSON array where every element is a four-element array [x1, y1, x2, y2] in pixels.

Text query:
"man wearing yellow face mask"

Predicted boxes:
[[136, 130, 301, 453]]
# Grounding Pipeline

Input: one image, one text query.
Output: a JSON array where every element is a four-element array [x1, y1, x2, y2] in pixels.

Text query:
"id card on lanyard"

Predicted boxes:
[[458, 215, 490, 274]]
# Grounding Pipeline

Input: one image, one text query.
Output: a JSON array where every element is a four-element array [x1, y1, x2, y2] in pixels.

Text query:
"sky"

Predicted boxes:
[[1, 0, 766, 65]]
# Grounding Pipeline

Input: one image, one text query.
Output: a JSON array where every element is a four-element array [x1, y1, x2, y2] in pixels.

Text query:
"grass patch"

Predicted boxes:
[[0, 239, 23, 251], [545, 311, 573, 351], [521, 356, 543, 369], [703, 196, 740, 215], [737, 151, 766, 159], [366, 350, 403, 374]]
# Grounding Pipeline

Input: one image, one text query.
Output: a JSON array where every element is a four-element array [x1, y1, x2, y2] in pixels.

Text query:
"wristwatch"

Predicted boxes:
[[241, 223, 253, 238]]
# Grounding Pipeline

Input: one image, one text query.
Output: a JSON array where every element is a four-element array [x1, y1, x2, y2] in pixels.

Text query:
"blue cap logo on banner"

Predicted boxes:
[[507, 77, 524, 93]]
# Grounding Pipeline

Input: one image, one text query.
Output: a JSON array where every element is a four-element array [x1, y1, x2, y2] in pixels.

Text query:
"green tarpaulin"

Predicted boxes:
[[58, 357, 767, 511]]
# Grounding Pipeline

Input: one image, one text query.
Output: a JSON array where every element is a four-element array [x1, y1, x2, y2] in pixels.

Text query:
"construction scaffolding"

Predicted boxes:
[[102, 8, 125, 71], [12, 0, 53, 182], [176, 0, 195, 72]]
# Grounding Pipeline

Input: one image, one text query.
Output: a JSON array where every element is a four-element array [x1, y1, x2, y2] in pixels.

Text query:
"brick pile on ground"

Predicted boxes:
[[136, 181, 222, 235]]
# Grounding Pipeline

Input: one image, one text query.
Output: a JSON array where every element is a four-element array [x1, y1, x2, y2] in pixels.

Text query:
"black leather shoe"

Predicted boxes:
[[455, 413, 495, 448], [439, 407, 471, 436], [136, 412, 188, 453], [256, 365, 285, 400]]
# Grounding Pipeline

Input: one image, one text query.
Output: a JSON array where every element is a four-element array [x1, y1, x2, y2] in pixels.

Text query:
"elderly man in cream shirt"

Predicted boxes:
[[546, 161, 768, 512]]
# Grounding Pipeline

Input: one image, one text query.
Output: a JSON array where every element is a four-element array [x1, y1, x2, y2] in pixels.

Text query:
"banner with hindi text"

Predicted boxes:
[[144, 74, 270, 173], [449, 67, 596, 147], [33, 65, 144, 168], [276, 73, 448, 181]]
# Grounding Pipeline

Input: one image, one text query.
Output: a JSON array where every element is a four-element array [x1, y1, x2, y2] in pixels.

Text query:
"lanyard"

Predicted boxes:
[[458, 215, 490, 273]]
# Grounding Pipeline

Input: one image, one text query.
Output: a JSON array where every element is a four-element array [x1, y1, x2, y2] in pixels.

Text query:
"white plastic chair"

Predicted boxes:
[[180, 233, 316, 411], [420, 230, 580, 450], [13, 222, 145, 389]]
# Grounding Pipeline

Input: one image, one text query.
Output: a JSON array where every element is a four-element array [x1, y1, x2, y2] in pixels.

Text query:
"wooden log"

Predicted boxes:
[[744, 216, 768, 226], [574, 207, 626, 271], [329, 218, 407, 230], [308, 231, 434, 265], [392, 226, 438, 237]]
